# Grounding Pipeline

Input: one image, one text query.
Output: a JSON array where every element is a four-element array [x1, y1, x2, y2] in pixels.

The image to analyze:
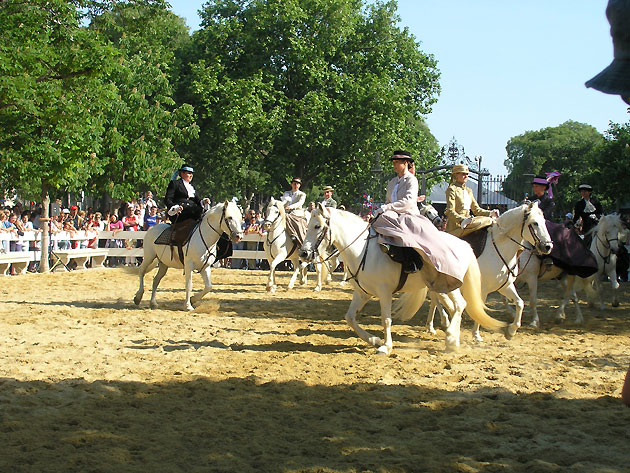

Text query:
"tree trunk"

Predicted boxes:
[[39, 187, 50, 273]]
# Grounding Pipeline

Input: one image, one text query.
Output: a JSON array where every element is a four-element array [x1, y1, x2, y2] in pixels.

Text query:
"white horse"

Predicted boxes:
[[134, 201, 244, 311], [426, 202, 553, 341], [300, 204, 508, 354], [517, 214, 623, 327], [262, 197, 310, 293], [418, 201, 443, 228]]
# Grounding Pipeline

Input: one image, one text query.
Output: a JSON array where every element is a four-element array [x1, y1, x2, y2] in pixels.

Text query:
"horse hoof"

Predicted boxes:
[[133, 294, 142, 305], [473, 335, 483, 343], [426, 327, 437, 335], [445, 337, 460, 352], [528, 320, 540, 329], [314, 286, 321, 292], [150, 302, 158, 310], [377, 345, 391, 356], [504, 324, 518, 340], [186, 304, 195, 312]]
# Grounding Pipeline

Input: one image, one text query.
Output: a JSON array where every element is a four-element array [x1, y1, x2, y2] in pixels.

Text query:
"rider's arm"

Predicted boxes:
[[286, 191, 306, 210], [380, 175, 419, 214]]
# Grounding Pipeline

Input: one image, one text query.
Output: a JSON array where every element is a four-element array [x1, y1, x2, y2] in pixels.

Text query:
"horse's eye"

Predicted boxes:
[[315, 224, 321, 230]]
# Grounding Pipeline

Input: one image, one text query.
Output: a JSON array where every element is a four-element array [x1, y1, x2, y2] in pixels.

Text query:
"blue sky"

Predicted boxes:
[[167, 0, 629, 176]]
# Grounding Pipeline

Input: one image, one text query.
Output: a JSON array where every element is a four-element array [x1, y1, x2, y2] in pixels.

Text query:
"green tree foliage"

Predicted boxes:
[[88, 2, 199, 200], [0, 0, 118, 201], [177, 0, 441, 206], [503, 121, 604, 217], [591, 118, 630, 210]]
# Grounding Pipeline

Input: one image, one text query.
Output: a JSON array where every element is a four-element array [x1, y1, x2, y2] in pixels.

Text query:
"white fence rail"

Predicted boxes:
[[0, 229, 267, 274]]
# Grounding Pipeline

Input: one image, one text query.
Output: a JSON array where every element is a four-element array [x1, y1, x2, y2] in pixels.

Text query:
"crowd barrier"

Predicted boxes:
[[0, 230, 265, 275]]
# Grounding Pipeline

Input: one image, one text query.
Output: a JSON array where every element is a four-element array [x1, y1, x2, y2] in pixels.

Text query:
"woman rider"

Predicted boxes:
[[445, 164, 498, 237], [371, 150, 473, 292]]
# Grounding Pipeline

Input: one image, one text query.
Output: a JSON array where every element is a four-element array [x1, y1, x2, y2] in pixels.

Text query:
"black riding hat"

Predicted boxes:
[[578, 184, 593, 192]]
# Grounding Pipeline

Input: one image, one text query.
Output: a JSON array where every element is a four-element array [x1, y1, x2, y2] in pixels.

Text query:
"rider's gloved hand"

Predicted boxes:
[[168, 204, 183, 216], [461, 217, 472, 228], [373, 207, 385, 217], [589, 214, 598, 220], [490, 209, 500, 219]]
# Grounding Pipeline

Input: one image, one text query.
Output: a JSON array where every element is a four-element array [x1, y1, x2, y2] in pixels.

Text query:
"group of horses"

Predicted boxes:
[[133, 199, 625, 355]]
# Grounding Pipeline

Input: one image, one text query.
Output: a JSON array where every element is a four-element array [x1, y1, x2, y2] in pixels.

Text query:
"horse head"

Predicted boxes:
[[263, 197, 285, 231], [221, 200, 244, 243], [299, 203, 331, 262], [597, 214, 622, 254], [418, 201, 443, 228], [496, 201, 552, 255]]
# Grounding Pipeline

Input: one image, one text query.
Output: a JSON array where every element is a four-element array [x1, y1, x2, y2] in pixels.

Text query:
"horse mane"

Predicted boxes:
[[596, 213, 622, 233]]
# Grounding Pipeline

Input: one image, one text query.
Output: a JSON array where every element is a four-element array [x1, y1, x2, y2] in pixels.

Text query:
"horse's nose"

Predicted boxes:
[[540, 242, 553, 254], [299, 249, 311, 261], [263, 222, 271, 230]]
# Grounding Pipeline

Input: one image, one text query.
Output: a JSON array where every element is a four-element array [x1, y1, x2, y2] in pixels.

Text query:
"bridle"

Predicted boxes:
[[262, 204, 299, 260], [491, 207, 548, 291], [189, 204, 238, 272], [307, 212, 375, 293], [594, 220, 618, 264]]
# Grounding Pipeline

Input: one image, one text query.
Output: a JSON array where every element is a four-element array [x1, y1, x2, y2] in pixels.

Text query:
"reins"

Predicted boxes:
[[186, 205, 232, 273], [594, 222, 618, 265]]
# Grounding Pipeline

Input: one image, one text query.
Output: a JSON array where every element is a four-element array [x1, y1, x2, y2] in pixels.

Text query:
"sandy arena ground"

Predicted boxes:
[[1, 266, 629, 473]]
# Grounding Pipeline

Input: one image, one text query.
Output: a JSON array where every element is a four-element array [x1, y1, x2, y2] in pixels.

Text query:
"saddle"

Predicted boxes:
[[155, 219, 198, 264], [460, 227, 489, 258]]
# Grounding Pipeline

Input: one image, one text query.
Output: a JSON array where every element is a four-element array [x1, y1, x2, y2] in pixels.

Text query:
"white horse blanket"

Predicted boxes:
[[371, 210, 473, 293]]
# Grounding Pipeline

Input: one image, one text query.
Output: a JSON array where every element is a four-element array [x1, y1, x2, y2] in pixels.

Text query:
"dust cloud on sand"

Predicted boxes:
[[1, 267, 629, 472]]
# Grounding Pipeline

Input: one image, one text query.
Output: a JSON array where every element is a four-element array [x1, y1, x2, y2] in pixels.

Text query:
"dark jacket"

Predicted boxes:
[[534, 193, 555, 220], [573, 196, 603, 234], [165, 179, 203, 221]]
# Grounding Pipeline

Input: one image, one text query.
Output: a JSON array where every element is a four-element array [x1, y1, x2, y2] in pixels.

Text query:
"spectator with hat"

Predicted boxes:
[[573, 184, 603, 244], [320, 185, 338, 208], [444, 164, 498, 237]]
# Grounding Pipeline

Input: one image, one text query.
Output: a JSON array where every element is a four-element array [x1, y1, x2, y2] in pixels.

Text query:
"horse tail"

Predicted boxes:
[[392, 287, 428, 321], [461, 256, 508, 332]]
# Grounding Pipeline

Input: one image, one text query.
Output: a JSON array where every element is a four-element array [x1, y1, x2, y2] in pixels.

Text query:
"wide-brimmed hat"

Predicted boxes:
[[179, 164, 194, 173], [578, 184, 593, 192], [452, 164, 469, 174], [585, 0, 630, 104], [531, 175, 550, 188], [291, 177, 302, 184], [391, 150, 414, 163], [322, 185, 334, 193]]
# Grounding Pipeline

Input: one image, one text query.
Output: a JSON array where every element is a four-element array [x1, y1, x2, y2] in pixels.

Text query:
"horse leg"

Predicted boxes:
[[298, 260, 309, 286], [426, 296, 438, 334], [266, 254, 285, 293], [184, 264, 195, 311], [555, 275, 573, 323], [191, 266, 212, 305], [149, 263, 169, 310], [377, 294, 394, 355], [134, 248, 157, 306], [440, 290, 464, 351], [609, 265, 620, 308], [527, 275, 541, 328], [499, 283, 524, 339], [314, 255, 323, 292], [344, 291, 378, 348]]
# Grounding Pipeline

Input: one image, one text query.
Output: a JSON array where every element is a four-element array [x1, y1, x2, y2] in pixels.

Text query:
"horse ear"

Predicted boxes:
[[317, 202, 326, 214], [224, 200, 229, 208], [270, 196, 275, 204]]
